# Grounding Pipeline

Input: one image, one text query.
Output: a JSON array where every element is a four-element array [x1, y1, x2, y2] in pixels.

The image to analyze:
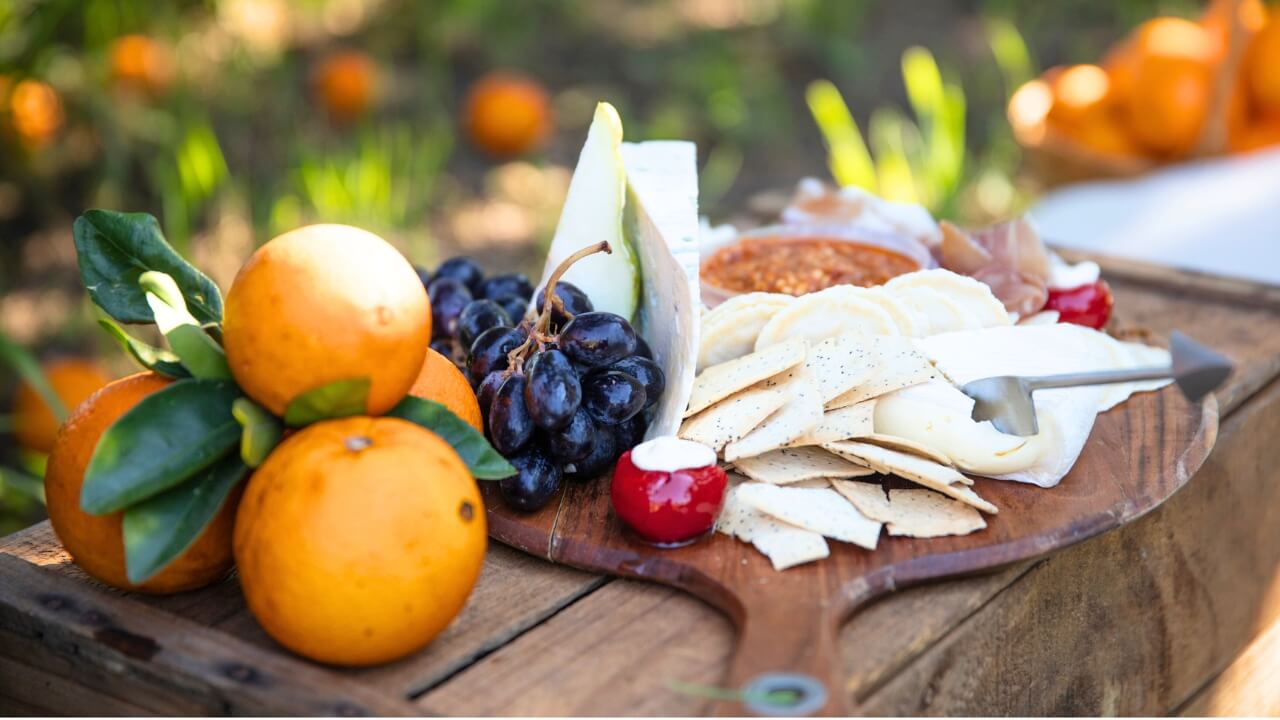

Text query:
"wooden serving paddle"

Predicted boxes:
[[483, 385, 1218, 716]]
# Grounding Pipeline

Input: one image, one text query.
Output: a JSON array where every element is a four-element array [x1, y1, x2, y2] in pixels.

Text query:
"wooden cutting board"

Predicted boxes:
[[483, 385, 1219, 716]]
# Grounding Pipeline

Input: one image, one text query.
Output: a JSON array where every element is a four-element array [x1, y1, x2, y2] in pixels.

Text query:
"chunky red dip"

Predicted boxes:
[[701, 236, 921, 296]]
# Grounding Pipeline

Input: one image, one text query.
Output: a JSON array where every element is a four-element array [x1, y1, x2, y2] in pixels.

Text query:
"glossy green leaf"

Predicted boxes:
[[122, 453, 247, 585], [284, 378, 371, 427], [140, 272, 232, 380], [73, 210, 223, 325], [0, 330, 67, 422], [97, 318, 190, 379], [232, 398, 283, 468], [387, 396, 515, 480], [82, 379, 242, 514]]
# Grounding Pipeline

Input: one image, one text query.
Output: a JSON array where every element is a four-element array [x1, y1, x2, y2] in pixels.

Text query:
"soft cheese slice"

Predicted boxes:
[[620, 140, 701, 438]]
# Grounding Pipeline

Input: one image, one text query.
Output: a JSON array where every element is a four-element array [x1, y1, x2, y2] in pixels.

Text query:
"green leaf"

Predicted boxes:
[[284, 378, 371, 427], [122, 453, 247, 585], [82, 379, 242, 514], [140, 272, 232, 381], [73, 210, 223, 325], [0, 330, 67, 422], [232, 398, 283, 468], [387, 396, 516, 480], [97, 318, 190, 379]]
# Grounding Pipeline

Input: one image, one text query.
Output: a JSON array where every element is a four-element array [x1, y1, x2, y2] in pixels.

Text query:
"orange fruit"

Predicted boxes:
[[1048, 64, 1114, 128], [12, 358, 112, 453], [409, 348, 483, 432], [45, 373, 240, 593], [1070, 111, 1145, 158], [234, 416, 485, 666], [462, 72, 552, 157], [1245, 18, 1280, 117], [222, 224, 431, 418], [1201, 0, 1268, 51], [1228, 118, 1280, 152], [110, 34, 174, 94], [7, 79, 63, 147], [1116, 18, 1218, 156], [313, 51, 376, 123]]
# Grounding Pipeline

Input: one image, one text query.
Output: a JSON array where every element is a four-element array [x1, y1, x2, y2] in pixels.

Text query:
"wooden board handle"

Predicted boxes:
[[712, 595, 851, 716]]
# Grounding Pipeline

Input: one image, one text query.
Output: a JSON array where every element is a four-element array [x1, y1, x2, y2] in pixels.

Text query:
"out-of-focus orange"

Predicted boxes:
[[408, 348, 483, 432], [1115, 18, 1218, 156], [1228, 118, 1280, 152], [462, 72, 552, 157], [7, 80, 64, 147], [45, 373, 241, 594], [1048, 64, 1114, 127], [234, 416, 486, 666], [313, 51, 377, 123], [12, 358, 112, 454], [1245, 18, 1280, 117], [1200, 0, 1269, 52], [110, 34, 174, 95], [1071, 112, 1145, 158]]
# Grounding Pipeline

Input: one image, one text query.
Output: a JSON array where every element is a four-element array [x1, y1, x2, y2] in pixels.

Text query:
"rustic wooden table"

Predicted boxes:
[[2, 255, 1279, 716]]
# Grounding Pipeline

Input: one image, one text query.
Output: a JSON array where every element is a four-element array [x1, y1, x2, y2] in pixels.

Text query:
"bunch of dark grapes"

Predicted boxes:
[[458, 242, 665, 512], [415, 257, 535, 368]]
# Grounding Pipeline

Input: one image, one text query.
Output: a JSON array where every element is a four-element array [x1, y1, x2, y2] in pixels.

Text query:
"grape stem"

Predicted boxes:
[[504, 241, 612, 375]]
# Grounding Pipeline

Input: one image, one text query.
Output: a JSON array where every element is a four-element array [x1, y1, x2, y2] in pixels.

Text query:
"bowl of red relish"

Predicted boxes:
[[699, 224, 936, 308]]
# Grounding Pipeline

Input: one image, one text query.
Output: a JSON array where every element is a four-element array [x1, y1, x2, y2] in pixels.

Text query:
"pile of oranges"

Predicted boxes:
[[1009, 0, 1280, 173], [11, 220, 493, 666]]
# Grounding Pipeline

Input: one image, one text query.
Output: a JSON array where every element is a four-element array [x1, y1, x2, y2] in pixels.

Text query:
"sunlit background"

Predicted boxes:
[[3, 0, 1276, 532]]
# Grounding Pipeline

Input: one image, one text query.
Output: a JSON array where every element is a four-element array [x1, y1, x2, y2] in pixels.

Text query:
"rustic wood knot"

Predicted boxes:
[[37, 593, 74, 612], [93, 627, 160, 661], [221, 661, 265, 685], [332, 701, 371, 716]]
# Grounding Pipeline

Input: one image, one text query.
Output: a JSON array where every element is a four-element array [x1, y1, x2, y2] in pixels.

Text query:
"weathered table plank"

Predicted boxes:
[[1178, 610, 1280, 716], [2, 262, 1278, 716]]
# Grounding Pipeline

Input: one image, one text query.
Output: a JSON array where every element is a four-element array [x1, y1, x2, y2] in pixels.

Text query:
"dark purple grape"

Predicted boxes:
[[476, 370, 507, 428], [467, 326, 526, 385], [493, 294, 529, 325], [535, 282, 593, 329], [613, 413, 648, 452], [458, 300, 512, 349], [427, 277, 473, 340], [479, 273, 534, 302], [581, 370, 646, 425], [499, 445, 562, 512], [559, 312, 637, 368], [524, 349, 581, 430], [432, 256, 485, 294], [634, 335, 654, 361], [563, 422, 618, 481], [545, 407, 595, 462], [490, 373, 534, 455], [608, 356, 665, 410], [430, 338, 456, 359], [414, 265, 433, 288]]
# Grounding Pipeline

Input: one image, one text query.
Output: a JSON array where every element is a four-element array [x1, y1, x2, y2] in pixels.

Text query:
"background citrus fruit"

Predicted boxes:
[[44, 372, 240, 593], [409, 347, 483, 432], [313, 50, 376, 123], [12, 358, 111, 454], [1116, 17, 1217, 156], [222, 224, 431, 417], [463, 72, 552, 157], [234, 416, 486, 666], [1245, 18, 1280, 117]]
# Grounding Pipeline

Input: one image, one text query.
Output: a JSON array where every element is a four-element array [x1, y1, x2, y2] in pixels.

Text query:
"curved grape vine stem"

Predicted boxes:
[[504, 241, 612, 376]]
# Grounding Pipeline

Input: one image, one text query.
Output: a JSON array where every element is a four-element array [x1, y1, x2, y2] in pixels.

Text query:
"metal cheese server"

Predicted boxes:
[[962, 331, 1234, 436]]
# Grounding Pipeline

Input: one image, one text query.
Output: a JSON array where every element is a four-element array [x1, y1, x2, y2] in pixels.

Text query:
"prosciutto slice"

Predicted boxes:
[[939, 219, 1051, 318]]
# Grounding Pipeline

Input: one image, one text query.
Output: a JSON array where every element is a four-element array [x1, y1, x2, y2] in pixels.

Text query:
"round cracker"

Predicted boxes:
[[755, 285, 899, 350], [885, 269, 1010, 329], [698, 293, 794, 372]]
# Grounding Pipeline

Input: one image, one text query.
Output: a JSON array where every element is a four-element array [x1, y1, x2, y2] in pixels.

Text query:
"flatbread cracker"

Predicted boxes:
[[885, 489, 987, 538], [737, 483, 881, 550], [788, 400, 876, 447], [858, 432, 955, 469], [678, 386, 789, 451], [830, 480, 896, 523], [824, 441, 997, 514], [723, 370, 823, 462], [716, 485, 829, 570], [684, 337, 806, 417], [732, 446, 873, 484], [803, 334, 876, 402], [825, 336, 937, 410]]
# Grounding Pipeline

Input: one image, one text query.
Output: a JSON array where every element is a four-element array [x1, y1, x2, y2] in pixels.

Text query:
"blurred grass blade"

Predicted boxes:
[[868, 108, 918, 204], [0, 466, 46, 505], [805, 79, 877, 191], [986, 17, 1035, 97], [0, 329, 67, 422], [123, 453, 246, 584]]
